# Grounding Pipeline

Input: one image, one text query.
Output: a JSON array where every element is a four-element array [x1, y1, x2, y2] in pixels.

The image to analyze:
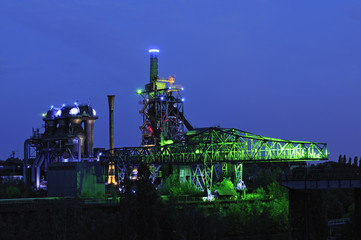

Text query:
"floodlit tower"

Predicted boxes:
[[138, 49, 193, 146]]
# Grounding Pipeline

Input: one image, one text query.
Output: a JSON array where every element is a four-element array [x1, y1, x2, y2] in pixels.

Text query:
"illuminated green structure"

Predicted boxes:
[[101, 49, 329, 193], [102, 127, 328, 190]]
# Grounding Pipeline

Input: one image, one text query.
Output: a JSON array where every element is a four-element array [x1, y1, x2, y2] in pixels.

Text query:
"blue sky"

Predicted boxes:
[[0, 0, 361, 161]]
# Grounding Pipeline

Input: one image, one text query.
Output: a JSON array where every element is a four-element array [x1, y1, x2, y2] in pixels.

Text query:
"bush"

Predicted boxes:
[[159, 173, 202, 197], [6, 185, 21, 198]]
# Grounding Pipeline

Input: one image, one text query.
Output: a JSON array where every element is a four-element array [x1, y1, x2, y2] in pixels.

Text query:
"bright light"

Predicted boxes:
[[160, 96, 164, 101], [56, 109, 62, 117], [62, 104, 66, 107], [93, 109, 96, 116], [70, 107, 79, 115], [182, 98, 185, 102], [149, 49, 159, 53], [42, 113, 46, 117], [181, 87, 184, 91], [98, 152, 103, 156], [50, 105, 54, 109], [137, 89, 142, 94]]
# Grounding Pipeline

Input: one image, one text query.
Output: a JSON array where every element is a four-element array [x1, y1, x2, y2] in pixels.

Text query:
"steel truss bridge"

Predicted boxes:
[[101, 127, 328, 191]]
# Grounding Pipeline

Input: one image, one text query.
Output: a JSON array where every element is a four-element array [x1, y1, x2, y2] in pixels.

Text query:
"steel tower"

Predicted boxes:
[[138, 49, 193, 147]]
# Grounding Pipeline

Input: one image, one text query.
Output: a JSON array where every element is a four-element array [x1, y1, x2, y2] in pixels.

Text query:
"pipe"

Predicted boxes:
[[70, 118, 85, 155], [78, 137, 81, 161], [23, 139, 30, 184], [35, 154, 45, 189], [85, 119, 95, 156], [107, 95, 115, 153]]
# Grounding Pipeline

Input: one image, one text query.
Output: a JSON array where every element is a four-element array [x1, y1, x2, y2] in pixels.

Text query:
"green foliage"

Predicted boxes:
[[159, 172, 202, 197], [268, 196, 289, 229], [80, 190, 105, 199], [81, 190, 93, 198], [0, 181, 38, 199], [216, 178, 234, 190], [6, 185, 21, 198], [255, 186, 266, 197], [267, 181, 287, 199], [223, 203, 245, 235], [243, 187, 268, 200], [222, 180, 289, 236], [223, 199, 288, 236], [214, 178, 238, 197]]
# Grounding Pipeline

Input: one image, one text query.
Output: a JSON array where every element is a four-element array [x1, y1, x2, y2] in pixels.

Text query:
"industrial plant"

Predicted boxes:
[[2, 49, 360, 240], [23, 103, 103, 196], [22, 49, 329, 198]]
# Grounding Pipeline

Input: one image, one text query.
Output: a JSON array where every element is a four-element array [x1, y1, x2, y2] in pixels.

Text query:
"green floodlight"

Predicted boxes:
[[137, 89, 142, 94]]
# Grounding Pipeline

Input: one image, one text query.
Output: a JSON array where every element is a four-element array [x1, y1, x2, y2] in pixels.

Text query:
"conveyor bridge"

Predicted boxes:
[[102, 127, 328, 164]]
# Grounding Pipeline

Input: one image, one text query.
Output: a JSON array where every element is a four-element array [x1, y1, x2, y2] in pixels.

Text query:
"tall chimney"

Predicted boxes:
[[149, 49, 159, 83], [107, 95, 115, 153]]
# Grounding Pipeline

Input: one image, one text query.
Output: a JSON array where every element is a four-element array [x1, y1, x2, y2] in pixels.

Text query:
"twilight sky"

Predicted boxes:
[[0, 0, 360, 161]]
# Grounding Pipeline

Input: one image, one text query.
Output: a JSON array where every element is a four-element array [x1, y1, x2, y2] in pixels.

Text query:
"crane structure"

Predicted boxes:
[[101, 49, 329, 192], [102, 127, 328, 190]]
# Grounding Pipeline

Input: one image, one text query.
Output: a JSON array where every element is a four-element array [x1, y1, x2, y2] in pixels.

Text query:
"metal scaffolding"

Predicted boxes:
[[138, 49, 192, 147], [101, 127, 328, 190]]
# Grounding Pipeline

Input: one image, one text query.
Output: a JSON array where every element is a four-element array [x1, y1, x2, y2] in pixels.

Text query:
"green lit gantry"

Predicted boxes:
[[104, 127, 328, 165], [102, 127, 328, 192]]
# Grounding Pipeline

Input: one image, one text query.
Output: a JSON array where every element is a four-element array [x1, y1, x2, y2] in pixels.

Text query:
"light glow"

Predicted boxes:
[[149, 49, 159, 53], [93, 109, 96, 116], [70, 107, 79, 115], [137, 89, 142, 94], [56, 110, 62, 117]]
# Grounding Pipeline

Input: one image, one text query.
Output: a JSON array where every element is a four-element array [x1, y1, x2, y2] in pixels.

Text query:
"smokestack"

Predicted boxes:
[[107, 95, 115, 153], [149, 49, 159, 83]]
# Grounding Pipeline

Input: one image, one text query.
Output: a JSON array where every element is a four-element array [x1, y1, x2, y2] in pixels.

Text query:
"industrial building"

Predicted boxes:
[[24, 49, 329, 197], [24, 103, 104, 197]]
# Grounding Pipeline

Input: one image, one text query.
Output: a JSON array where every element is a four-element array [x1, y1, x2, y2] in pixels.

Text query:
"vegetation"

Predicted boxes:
[[0, 159, 360, 239], [0, 180, 44, 199], [158, 170, 203, 197]]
